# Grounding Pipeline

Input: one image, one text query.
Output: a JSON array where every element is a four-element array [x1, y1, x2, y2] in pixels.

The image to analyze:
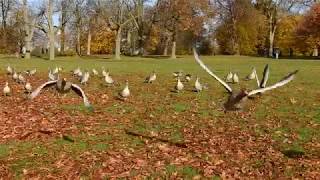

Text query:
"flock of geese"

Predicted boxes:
[[2, 49, 298, 111]]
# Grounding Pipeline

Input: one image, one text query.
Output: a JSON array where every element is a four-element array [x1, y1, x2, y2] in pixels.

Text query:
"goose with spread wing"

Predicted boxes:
[[29, 78, 92, 108], [193, 48, 298, 111]]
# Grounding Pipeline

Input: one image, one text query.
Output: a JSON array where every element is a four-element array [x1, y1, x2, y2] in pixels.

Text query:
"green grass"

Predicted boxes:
[[0, 54, 319, 178]]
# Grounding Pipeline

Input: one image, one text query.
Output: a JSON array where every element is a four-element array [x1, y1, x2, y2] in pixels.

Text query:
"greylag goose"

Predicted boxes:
[[6, 65, 13, 75], [24, 82, 32, 93], [92, 69, 99, 76], [245, 68, 256, 80], [48, 70, 58, 81], [119, 80, 130, 99], [226, 71, 233, 83], [193, 48, 298, 111], [73, 67, 81, 76], [26, 68, 37, 76], [144, 70, 157, 83], [232, 73, 239, 84], [175, 77, 184, 92], [12, 72, 18, 81], [80, 71, 90, 85], [102, 67, 108, 77], [173, 71, 183, 78], [194, 77, 203, 92], [29, 78, 92, 108], [18, 73, 26, 84], [185, 74, 192, 82], [3, 82, 11, 96], [104, 71, 114, 85]]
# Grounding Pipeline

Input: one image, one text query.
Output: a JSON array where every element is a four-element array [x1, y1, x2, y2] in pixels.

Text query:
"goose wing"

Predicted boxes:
[[193, 48, 233, 93], [253, 68, 260, 87], [29, 80, 58, 99], [71, 84, 92, 108], [248, 70, 298, 96], [260, 64, 270, 88]]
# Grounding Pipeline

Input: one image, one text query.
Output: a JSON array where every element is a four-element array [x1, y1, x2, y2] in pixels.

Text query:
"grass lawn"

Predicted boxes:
[[0, 54, 320, 179]]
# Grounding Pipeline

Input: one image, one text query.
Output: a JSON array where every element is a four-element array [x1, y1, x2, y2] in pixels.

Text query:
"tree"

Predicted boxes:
[[157, 0, 212, 58], [255, 0, 304, 57], [296, 3, 320, 56], [215, 0, 266, 55], [23, 0, 36, 59]]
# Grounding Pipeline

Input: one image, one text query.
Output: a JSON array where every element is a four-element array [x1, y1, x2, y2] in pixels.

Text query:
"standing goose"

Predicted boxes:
[[12, 72, 18, 82], [245, 68, 256, 81], [104, 71, 114, 85], [81, 71, 90, 85], [26, 68, 37, 76], [232, 73, 239, 84], [29, 78, 92, 108], [73, 67, 81, 76], [119, 80, 130, 100], [144, 70, 156, 83], [173, 70, 183, 78], [226, 71, 233, 83], [102, 68, 108, 77], [194, 77, 203, 92], [3, 82, 11, 96], [18, 73, 26, 84], [24, 82, 32, 93], [185, 74, 192, 82], [193, 48, 298, 111], [175, 77, 184, 92], [92, 69, 99, 76], [6, 65, 14, 75]]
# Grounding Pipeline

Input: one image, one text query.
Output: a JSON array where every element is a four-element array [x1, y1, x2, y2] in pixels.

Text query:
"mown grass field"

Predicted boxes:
[[0, 54, 319, 179]]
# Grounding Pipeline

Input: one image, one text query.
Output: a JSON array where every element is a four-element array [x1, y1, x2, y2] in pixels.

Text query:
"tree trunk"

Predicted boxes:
[[76, 25, 81, 56], [137, 0, 144, 56], [312, 47, 318, 57], [171, 30, 177, 59], [269, 16, 276, 57], [48, 0, 54, 60], [60, 0, 66, 55], [115, 27, 122, 60], [163, 37, 169, 56], [87, 28, 91, 56], [23, 0, 31, 59], [231, 17, 240, 55]]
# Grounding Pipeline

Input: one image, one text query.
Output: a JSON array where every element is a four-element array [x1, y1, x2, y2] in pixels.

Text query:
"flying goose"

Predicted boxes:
[[185, 74, 192, 82], [29, 78, 92, 108], [232, 73, 239, 84], [194, 77, 203, 92], [193, 48, 298, 111], [144, 70, 157, 83], [6, 65, 13, 75], [3, 82, 11, 96], [175, 77, 184, 92], [245, 68, 256, 81], [24, 82, 32, 93], [226, 72, 233, 83], [119, 80, 130, 99]]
